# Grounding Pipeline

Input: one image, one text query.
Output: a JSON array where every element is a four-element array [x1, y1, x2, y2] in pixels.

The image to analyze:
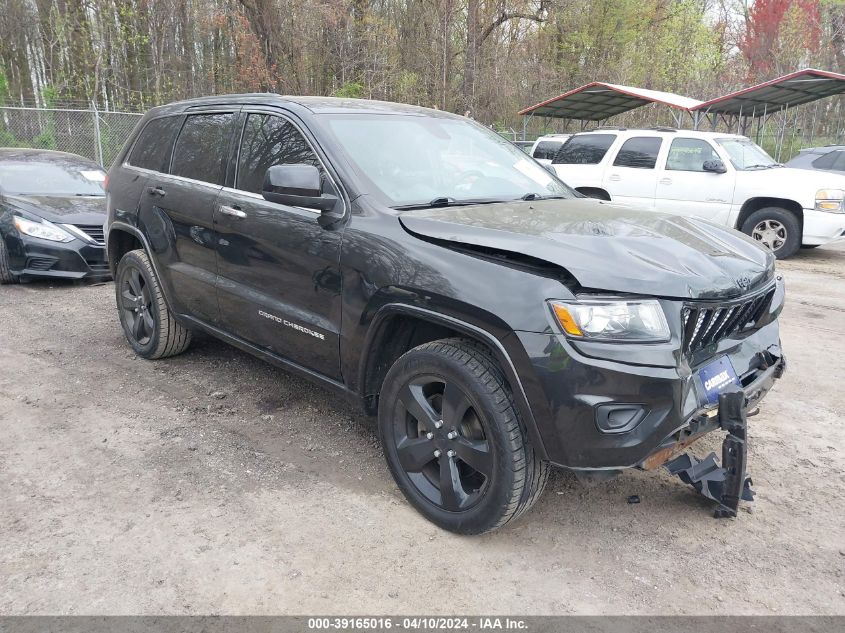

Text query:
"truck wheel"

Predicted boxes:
[[741, 207, 801, 259], [0, 236, 19, 284], [115, 249, 191, 359], [378, 338, 549, 534]]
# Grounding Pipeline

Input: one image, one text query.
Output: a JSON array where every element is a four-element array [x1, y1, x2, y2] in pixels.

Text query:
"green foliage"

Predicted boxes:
[[0, 71, 8, 106], [332, 82, 365, 98]]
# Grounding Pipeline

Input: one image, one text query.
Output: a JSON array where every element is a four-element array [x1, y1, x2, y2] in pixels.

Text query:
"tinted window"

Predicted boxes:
[[613, 137, 662, 169], [666, 138, 720, 171], [532, 140, 563, 161], [236, 113, 323, 194], [171, 113, 235, 185], [833, 153, 845, 171], [812, 151, 840, 170], [552, 134, 616, 165], [128, 116, 183, 172]]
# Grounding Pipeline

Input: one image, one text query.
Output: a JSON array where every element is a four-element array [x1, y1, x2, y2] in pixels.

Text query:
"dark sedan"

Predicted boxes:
[[0, 149, 109, 283]]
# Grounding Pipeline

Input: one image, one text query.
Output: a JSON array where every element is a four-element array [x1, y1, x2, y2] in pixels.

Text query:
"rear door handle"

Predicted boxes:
[[659, 178, 672, 185], [147, 186, 166, 197], [608, 174, 621, 182], [219, 205, 246, 219]]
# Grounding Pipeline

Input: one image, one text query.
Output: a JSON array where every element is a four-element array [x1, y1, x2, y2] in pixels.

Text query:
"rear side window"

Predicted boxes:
[[171, 113, 235, 185], [552, 134, 616, 165], [236, 113, 324, 195], [666, 138, 720, 171], [532, 140, 563, 161], [127, 116, 182, 172], [812, 151, 842, 170], [613, 137, 662, 169]]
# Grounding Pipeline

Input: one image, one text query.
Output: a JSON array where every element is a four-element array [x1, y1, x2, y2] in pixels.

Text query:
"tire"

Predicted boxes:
[[378, 338, 549, 534], [0, 236, 19, 284], [115, 249, 191, 359], [740, 207, 801, 259]]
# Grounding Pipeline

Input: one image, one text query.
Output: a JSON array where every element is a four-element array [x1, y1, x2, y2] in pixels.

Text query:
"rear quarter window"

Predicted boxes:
[[812, 151, 842, 170], [127, 116, 183, 172], [552, 134, 616, 165], [532, 140, 563, 161]]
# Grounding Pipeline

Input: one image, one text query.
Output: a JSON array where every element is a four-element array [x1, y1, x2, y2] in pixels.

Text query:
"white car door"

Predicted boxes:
[[654, 137, 737, 224], [601, 135, 664, 209]]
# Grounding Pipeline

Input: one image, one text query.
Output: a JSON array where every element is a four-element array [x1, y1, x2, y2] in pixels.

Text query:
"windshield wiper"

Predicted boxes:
[[743, 164, 776, 170], [393, 197, 508, 211], [519, 193, 568, 201]]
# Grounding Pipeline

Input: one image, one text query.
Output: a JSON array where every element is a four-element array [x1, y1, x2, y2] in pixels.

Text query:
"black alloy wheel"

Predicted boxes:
[[120, 265, 155, 346], [392, 374, 493, 512], [379, 338, 548, 534]]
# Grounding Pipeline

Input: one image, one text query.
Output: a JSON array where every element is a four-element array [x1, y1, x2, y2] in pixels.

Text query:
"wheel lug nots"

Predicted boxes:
[[426, 432, 434, 440], [447, 450, 456, 458], [434, 420, 443, 429], [433, 449, 441, 458], [447, 431, 457, 439]]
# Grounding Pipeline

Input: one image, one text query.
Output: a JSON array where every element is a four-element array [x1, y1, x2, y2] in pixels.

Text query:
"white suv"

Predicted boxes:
[[551, 128, 845, 258]]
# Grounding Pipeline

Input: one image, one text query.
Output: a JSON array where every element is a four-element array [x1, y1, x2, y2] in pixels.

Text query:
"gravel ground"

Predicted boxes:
[[1, 243, 844, 615]]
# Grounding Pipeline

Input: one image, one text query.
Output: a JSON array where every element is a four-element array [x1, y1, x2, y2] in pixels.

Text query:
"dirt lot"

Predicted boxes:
[[1, 244, 844, 616]]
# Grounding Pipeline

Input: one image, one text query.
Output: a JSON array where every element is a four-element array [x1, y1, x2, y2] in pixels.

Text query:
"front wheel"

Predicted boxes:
[[115, 249, 192, 359], [0, 236, 19, 284], [741, 207, 801, 259], [378, 338, 548, 534]]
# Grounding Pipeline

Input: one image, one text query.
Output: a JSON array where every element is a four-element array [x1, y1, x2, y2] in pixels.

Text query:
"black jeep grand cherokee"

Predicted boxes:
[[106, 95, 785, 534]]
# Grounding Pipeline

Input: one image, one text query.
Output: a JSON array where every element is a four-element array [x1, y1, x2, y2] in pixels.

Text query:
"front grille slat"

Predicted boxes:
[[73, 224, 105, 245], [681, 287, 776, 356]]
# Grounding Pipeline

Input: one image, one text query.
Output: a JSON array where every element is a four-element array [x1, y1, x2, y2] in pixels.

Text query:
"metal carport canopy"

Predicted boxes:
[[693, 68, 845, 116], [518, 82, 703, 120]]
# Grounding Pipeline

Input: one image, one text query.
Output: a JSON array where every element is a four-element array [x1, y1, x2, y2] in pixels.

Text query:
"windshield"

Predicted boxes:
[[716, 138, 779, 170], [320, 113, 575, 207], [0, 161, 106, 196]]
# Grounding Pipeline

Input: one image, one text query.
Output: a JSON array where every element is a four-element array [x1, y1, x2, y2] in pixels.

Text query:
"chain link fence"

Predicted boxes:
[[0, 107, 142, 167]]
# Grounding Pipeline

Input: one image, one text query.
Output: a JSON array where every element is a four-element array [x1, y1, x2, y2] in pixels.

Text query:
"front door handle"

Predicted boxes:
[[659, 178, 672, 185], [219, 205, 246, 219], [608, 174, 621, 182], [147, 186, 166, 197]]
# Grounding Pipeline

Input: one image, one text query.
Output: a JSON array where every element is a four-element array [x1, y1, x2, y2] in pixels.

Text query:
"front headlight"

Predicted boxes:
[[549, 298, 670, 342], [815, 189, 844, 213], [13, 216, 74, 243]]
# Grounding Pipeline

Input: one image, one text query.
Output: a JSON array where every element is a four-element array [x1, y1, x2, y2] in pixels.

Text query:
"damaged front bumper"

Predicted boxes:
[[655, 353, 786, 517]]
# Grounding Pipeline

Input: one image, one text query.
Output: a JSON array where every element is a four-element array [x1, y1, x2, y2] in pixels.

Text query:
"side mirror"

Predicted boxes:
[[543, 163, 557, 176], [703, 159, 727, 174], [262, 164, 338, 213]]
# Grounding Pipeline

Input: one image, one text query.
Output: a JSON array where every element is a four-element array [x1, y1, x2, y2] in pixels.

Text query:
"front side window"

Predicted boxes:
[[237, 113, 323, 194], [613, 137, 662, 169], [716, 137, 778, 170], [128, 116, 183, 172], [552, 134, 616, 165], [171, 113, 235, 185], [532, 140, 563, 161], [666, 138, 721, 172], [321, 113, 574, 207]]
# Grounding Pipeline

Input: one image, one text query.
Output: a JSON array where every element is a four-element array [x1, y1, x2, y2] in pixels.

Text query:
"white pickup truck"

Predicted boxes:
[[551, 128, 845, 258]]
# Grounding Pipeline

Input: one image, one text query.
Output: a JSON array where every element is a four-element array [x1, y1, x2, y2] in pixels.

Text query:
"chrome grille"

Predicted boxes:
[[682, 287, 776, 355], [74, 224, 105, 245]]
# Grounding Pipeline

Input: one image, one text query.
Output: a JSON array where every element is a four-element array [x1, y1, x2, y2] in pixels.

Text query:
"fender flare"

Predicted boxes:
[[361, 302, 549, 461]]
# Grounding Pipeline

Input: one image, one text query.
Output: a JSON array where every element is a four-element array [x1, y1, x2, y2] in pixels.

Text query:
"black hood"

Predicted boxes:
[[4, 194, 106, 225], [399, 198, 775, 300]]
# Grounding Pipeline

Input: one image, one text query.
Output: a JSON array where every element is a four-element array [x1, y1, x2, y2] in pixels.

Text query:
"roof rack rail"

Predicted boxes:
[[647, 126, 678, 132], [586, 126, 627, 131]]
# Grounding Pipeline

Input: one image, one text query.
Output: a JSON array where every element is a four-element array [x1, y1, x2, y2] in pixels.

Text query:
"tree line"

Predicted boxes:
[[1, 0, 845, 138]]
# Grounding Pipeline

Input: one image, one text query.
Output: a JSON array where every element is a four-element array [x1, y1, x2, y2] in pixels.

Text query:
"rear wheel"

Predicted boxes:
[[0, 236, 19, 284], [378, 338, 548, 534], [115, 249, 191, 359], [741, 207, 801, 259]]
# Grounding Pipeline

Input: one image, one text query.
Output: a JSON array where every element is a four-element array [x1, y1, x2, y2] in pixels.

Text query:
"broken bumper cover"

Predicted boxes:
[[664, 355, 786, 517]]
